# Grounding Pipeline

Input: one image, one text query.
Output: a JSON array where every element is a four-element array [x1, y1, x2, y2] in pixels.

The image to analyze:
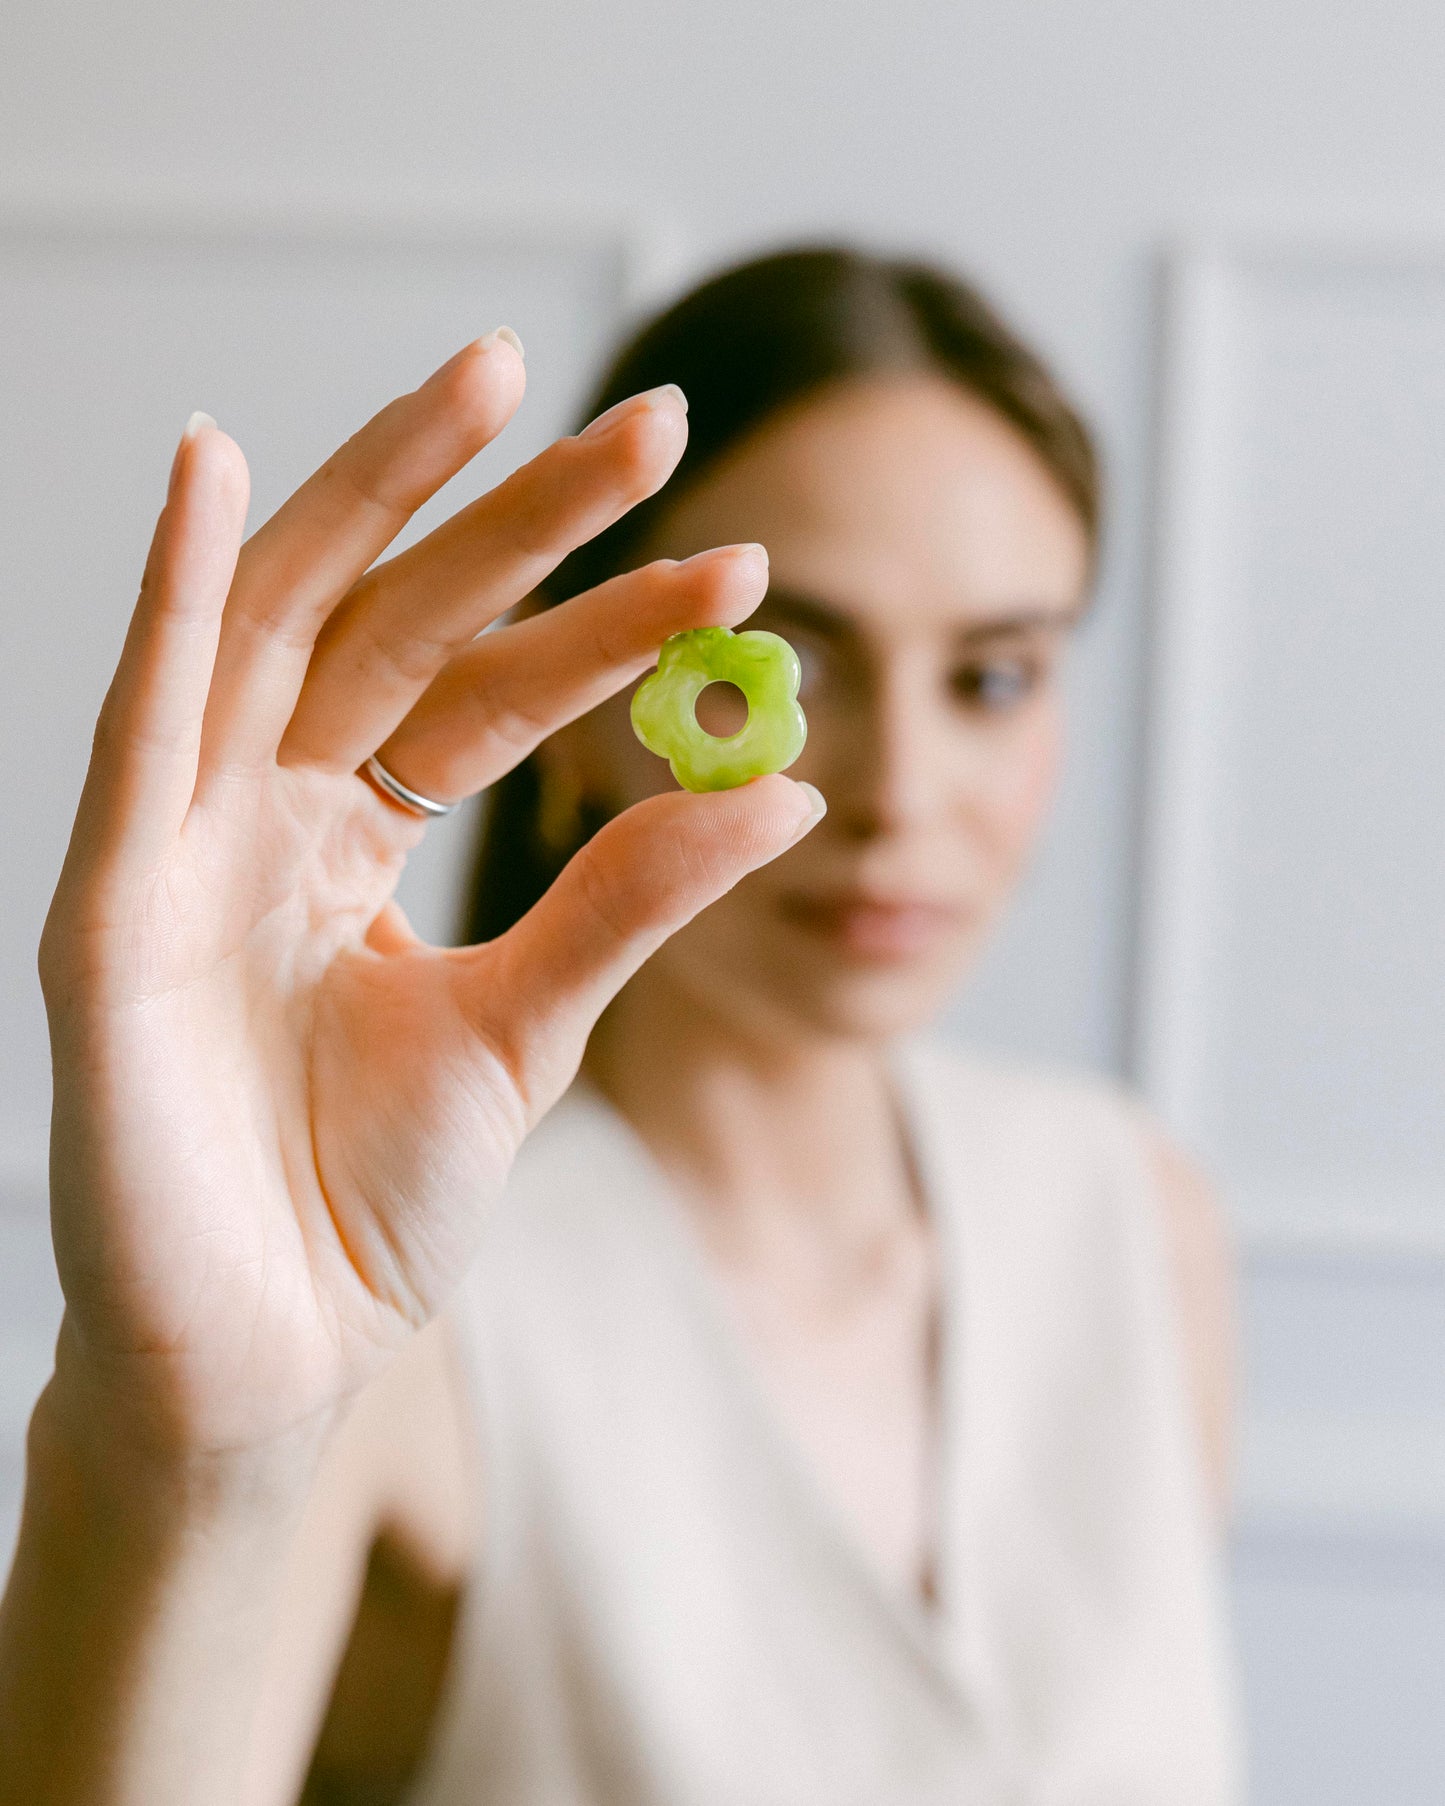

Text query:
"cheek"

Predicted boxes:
[[583, 689, 676, 807], [972, 700, 1064, 866]]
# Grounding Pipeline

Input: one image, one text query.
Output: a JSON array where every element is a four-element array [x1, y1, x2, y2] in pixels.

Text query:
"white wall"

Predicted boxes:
[[3, 2, 1444, 1797]]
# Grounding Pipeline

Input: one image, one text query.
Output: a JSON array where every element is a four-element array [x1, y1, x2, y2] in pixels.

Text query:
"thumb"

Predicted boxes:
[[465, 775, 825, 1113]]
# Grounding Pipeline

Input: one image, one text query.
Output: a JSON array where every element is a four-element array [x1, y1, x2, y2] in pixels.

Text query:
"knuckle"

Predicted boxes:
[[617, 806, 737, 918], [35, 907, 68, 995], [485, 693, 552, 762], [673, 824, 733, 898], [572, 840, 637, 945], [37, 879, 111, 1004], [579, 596, 639, 670], [492, 419, 673, 573], [352, 604, 456, 689], [387, 631, 455, 688], [319, 422, 415, 523], [222, 585, 317, 654], [492, 465, 565, 565], [605, 413, 670, 500]]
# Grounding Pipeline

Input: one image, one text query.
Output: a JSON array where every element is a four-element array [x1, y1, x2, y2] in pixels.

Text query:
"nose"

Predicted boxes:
[[823, 660, 950, 843]]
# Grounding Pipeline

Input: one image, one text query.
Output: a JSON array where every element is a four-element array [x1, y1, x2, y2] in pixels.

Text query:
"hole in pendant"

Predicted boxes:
[[694, 680, 749, 737]]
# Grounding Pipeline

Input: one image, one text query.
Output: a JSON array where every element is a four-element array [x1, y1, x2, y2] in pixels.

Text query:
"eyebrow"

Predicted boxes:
[[954, 605, 1089, 643], [756, 585, 1088, 645]]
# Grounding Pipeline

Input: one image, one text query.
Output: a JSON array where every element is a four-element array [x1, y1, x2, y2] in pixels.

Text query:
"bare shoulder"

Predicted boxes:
[[1136, 1121, 1238, 1525]]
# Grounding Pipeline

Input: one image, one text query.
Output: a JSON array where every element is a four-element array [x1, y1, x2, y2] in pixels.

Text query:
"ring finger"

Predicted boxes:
[[364, 543, 769, 810]]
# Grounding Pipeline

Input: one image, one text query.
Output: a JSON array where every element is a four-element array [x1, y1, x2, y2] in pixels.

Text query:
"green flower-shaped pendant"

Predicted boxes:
[[630, 626, 808, 793]]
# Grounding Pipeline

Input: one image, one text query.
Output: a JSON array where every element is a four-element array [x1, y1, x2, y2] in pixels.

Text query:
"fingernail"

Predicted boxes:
[[169, 411, 215, 494], [432, 330, 524, 382], [579, 382, 688, 441], [480, 324, 525, 361], [790, 782, 827, 840], [684, 541, 768, 571]]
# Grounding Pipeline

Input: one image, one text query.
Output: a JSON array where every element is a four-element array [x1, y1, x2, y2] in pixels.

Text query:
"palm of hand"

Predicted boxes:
[[49, 768, 524, 1453]]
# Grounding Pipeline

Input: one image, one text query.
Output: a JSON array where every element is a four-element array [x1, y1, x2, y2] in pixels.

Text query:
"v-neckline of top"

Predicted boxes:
[[565, 1037, 982, 1713]]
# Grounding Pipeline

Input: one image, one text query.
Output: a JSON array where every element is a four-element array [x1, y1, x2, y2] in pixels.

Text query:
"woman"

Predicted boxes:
[[0, 248, 1240, 1803]]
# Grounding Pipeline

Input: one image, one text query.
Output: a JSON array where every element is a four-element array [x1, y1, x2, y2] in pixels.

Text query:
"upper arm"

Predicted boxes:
[[1140, 1125, 1238, 1525]]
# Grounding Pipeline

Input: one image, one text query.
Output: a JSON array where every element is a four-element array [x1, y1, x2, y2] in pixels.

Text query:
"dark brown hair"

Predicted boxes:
[[460, 243, 1099, 945]]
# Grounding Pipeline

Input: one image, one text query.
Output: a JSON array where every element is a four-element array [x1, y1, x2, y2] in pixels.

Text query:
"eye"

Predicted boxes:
[[949, 656, 1041, 711]]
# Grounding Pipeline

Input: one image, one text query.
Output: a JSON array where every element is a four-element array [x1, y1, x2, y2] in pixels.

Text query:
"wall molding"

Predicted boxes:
[[1132, 243, 1239, 1134], [1132, 238, 1445, 1557], [1132, 230, 1444, 1237], [0, 179, 685, 312]]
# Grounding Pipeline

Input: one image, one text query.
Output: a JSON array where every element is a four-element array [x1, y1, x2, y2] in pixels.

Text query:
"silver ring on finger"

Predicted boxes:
[[361, 754, 458, 819]]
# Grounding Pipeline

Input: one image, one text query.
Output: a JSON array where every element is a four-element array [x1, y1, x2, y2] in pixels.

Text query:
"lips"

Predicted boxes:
[[776, 891, 966, 961]]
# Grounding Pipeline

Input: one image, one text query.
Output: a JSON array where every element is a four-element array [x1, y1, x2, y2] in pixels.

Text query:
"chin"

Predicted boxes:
[[762, 961, 963, 1043], [675, 918, 984, 1046], [650, 886, 999, 1047]]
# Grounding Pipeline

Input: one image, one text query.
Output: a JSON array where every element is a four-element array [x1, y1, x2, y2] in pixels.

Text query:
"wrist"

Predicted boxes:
[[2, 1361, 329, 1805], [32, 1325, 335, 1541]]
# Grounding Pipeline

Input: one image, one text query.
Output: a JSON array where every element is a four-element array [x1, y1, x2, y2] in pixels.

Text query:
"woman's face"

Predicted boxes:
[[550, 372, 1092, 1042]]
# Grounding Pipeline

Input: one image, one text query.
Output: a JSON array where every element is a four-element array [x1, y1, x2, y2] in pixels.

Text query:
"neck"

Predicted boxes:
[[583, 965, 919, 1256]]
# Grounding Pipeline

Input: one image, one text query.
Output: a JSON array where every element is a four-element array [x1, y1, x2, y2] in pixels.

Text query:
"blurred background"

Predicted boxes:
[[0, 2, 1441, 1797]]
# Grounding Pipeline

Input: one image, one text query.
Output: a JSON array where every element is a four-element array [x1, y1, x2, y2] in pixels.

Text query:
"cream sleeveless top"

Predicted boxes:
[[408, 1039, 1243, 1805]]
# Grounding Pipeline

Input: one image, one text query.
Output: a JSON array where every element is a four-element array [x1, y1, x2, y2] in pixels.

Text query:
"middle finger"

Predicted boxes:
[[279, 384, 689, 775]]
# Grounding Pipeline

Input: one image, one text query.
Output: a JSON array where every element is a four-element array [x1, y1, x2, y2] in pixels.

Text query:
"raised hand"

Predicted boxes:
[[37, 334, 823, 1467]]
